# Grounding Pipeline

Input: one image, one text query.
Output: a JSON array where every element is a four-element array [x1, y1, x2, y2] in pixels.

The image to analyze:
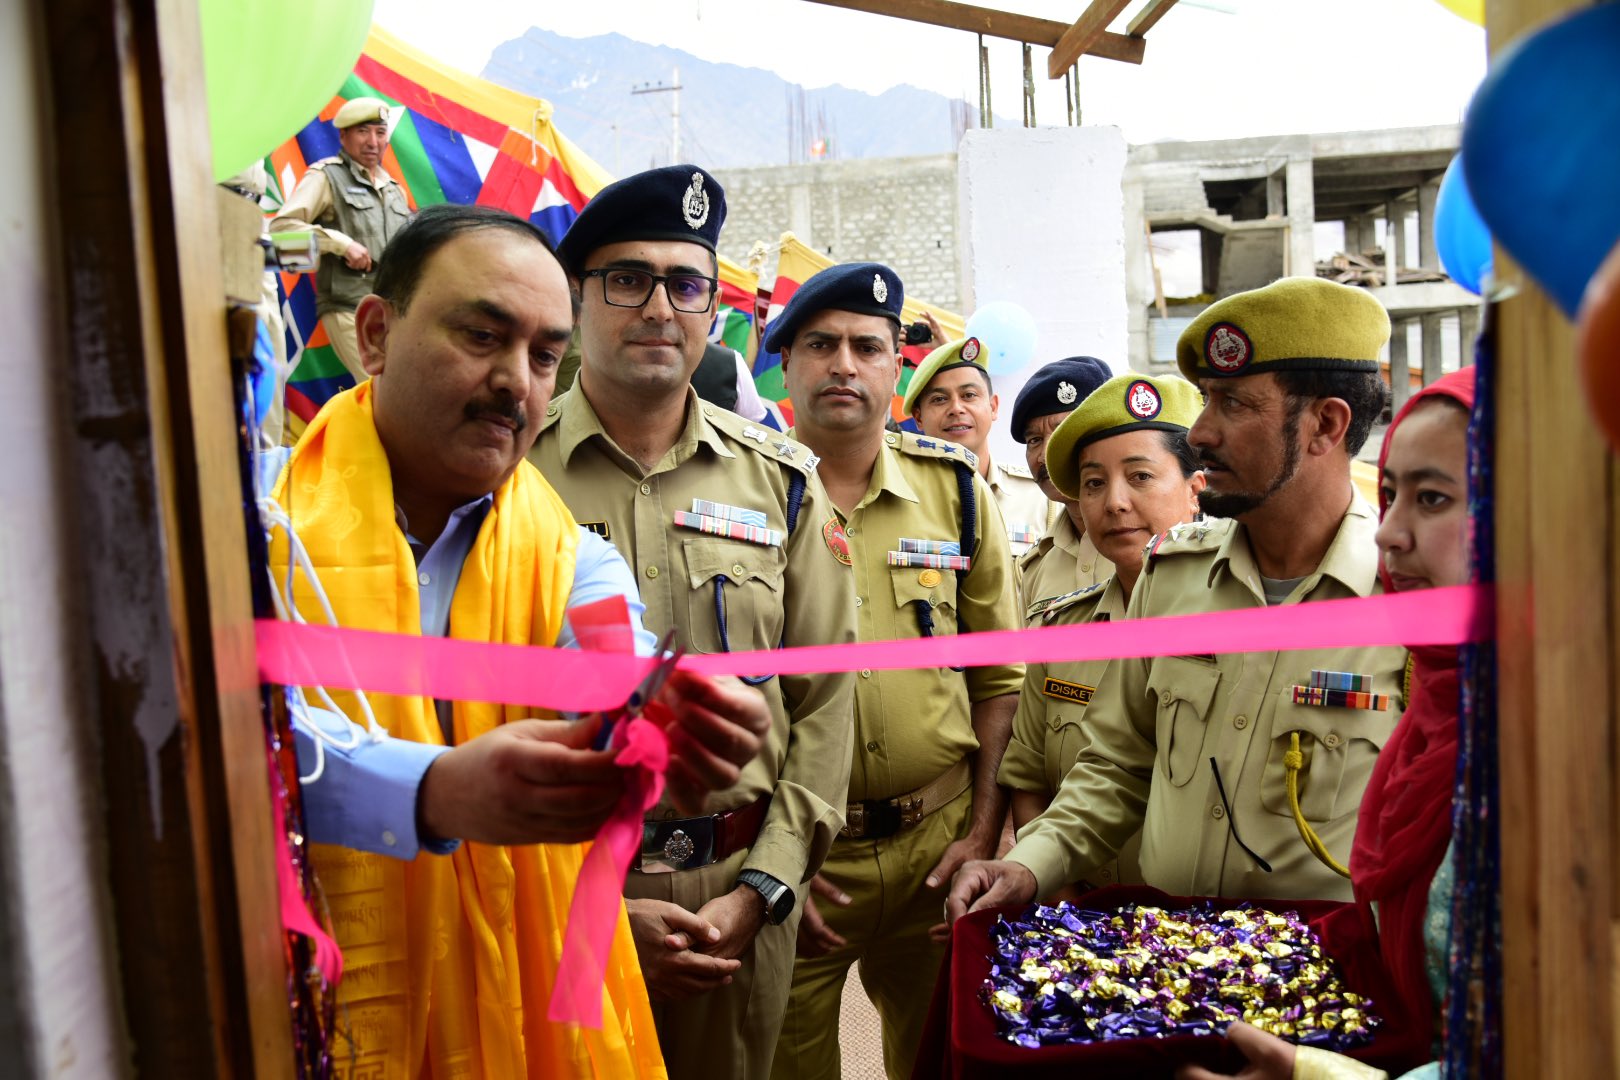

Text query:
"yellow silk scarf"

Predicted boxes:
[[270, 383, 665, 1078]]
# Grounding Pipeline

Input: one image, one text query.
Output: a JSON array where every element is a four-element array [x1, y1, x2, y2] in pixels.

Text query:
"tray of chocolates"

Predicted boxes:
[[934, 885, 1430, 1079]]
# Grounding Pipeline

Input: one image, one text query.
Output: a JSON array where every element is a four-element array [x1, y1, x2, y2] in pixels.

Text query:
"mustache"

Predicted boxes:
[[464, 395, 526, 432], [1197, 448, 1227, 470], [1035, 463, 1050, 484]]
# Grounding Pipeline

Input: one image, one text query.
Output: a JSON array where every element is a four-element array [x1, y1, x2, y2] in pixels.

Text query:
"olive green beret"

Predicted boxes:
[[1046, 373, 1203, 499], [902, 336, 988, 415], [334, 96, 390, 130], [1176, 278, 1390, 382]]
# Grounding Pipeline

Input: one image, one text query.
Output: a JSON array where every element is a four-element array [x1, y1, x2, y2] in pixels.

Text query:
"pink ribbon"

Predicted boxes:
[[257, 585, 1493, 705], [546, 712, 668, 1028], [270, 760, 343, 987], [255, 618, 654, 711]]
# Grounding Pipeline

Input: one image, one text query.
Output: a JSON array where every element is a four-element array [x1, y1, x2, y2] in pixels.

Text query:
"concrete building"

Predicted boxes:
[[1123, 124, 1480, 414], [717, 124, 1479, 422]]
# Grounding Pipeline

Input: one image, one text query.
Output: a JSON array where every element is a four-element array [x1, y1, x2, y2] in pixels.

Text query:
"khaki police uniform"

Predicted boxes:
[[529, 386, 856, 1079], [985, 455, 1052, 557], [1016, 509, 1113, 609], [999, 578, 1144, 890], [269, 152, 412, 383], [774, 430, 1023, 1080], [1007, 504, 1406, 903]]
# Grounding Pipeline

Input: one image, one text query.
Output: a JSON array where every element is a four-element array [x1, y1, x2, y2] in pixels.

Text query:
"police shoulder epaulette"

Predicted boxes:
[[892, 430, 978, 470], [308, 156, 343, 170], [704, 406, 819, 475], [1016, 532, 1054, 572], [538, 389, 573, 434], [1025, 581, 1106, 623], [1143, 518, 1232, 567], [1000, 459, 1034, 480]]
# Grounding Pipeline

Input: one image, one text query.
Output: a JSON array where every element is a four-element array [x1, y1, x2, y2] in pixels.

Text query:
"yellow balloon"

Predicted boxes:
[[1432, 0, 1484, 26]]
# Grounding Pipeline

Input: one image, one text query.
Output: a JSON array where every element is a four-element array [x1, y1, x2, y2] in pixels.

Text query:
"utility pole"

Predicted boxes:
[[630, 67, 682, 165]]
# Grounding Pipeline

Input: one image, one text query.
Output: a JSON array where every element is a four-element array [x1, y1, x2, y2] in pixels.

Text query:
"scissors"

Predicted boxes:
[[593, 629, 684, 750]]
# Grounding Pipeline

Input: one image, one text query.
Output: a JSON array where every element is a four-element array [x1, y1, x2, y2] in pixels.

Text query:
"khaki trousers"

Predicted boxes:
[[772, 786, 973, 1080], [626, 846, 800, 1080], [319, 310, 366, 384]]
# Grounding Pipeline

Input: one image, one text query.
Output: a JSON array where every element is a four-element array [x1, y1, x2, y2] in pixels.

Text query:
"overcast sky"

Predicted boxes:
[[373, 0, 1487, 144]]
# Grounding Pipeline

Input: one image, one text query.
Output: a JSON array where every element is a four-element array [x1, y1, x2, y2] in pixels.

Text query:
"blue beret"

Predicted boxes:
[[1008, 357, 1114, 443], [763, 262, 904, 353], [557, 165, 725, 273]]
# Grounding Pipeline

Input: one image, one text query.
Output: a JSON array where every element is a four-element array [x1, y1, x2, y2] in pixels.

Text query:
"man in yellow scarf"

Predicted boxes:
[[266, 203, 773, 1078]]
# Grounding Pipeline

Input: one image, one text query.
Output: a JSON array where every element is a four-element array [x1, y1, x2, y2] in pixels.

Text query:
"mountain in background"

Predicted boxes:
[[482, 27, 997, 172]]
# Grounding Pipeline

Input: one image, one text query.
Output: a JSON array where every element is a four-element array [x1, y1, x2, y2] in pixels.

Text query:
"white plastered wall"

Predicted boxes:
[[0, 1, 129, 1074], [956, 127, 1130, 470]]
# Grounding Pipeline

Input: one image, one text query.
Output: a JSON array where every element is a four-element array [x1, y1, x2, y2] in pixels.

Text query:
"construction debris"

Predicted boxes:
[[1316, 251, 1450, 288]]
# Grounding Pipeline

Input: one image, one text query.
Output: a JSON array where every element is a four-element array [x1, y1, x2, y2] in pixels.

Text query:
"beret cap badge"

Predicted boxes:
[[1057, 380, 1078, 405], [959, 337, 981, 363], [872, 273, 889, 303], [681, 172, 710, 230], [1205, 323, 1253, 373], [1126, 379, 1163, 419]]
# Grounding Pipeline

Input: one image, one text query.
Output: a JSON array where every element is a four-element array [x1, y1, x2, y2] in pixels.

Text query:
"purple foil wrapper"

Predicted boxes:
[[980, 901, 1381, 1052]]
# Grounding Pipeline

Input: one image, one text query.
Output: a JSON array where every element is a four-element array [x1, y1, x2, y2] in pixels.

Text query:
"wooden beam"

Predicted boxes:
[[1048, 0, 1132, 77], [1490, 3, 1619, 1077], [1126, 0, 1179, 36], [40, 0, 293, 1073], [799, 0, 1145, 64]]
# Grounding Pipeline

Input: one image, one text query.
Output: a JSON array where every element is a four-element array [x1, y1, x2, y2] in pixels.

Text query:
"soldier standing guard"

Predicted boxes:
[[526, 165, 856, 1080], [770, 263, 1023, 1080], [270, 95, 413, 386], [948, 276, 1407, 918], [904, 337, 1051, 556]]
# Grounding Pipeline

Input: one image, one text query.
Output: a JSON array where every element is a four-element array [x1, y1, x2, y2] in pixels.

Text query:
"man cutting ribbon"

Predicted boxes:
[[263, 203, 773, 1078]]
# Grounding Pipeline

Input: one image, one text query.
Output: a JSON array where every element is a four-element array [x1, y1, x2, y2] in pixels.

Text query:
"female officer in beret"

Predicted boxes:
[[995, 373, 1205, 892]]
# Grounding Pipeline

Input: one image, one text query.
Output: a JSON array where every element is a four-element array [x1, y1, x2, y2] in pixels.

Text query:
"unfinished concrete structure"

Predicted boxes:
[[1122, 125, 1480, 412]]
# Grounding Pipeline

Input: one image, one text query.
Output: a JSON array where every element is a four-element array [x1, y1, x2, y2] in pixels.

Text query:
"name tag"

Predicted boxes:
[[1042, 677, 1095, 704], [579, 521, 611, 540]]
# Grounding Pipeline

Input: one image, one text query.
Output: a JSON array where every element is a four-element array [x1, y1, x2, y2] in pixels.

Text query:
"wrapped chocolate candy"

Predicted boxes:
[[981, 901, 1380, 1051]]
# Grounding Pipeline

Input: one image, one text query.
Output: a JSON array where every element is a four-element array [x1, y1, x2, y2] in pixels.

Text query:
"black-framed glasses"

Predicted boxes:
[[582, 268, 718, 313]]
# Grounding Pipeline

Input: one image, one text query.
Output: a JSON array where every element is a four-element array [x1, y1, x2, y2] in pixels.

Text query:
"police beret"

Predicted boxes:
[[900, 337, 988, 415], [334, 97, 390, 129], [1046, 373, 1204, 499], [557, 165, 725, 273], [1008, 356, 1114, 443], [1177, 277, 1391, 382], [763, 262, 904, 353]]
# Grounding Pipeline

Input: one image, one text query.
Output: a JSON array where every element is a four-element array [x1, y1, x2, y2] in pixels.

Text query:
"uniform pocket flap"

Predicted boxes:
[[682, 538, 783, 592], [889, 565, 958, 610]]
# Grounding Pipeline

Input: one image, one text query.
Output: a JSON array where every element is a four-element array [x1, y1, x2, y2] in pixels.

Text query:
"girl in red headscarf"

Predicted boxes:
[[1180, 366, 1477, 1080]]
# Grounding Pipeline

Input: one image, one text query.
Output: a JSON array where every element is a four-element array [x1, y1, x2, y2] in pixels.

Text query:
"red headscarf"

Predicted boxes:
[[1350, 367, 1475, 1037]]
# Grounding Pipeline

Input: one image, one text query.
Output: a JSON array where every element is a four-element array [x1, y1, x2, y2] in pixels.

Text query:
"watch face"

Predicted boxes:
[[769, 888, 795, 924]]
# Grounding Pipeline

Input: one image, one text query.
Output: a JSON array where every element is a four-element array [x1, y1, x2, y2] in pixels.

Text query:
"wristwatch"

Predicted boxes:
[[736, 870, 795, 925]]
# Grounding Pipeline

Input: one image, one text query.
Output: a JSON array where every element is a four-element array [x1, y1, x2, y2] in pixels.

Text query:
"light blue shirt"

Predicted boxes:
[[258, 447, 655, 859]]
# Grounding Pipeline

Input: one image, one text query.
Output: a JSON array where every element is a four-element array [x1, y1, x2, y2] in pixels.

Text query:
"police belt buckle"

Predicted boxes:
[[639, 817, 717, 873]]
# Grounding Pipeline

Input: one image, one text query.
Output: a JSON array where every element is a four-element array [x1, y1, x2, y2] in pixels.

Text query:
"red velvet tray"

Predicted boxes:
[[913, 884, 1431, 1079]]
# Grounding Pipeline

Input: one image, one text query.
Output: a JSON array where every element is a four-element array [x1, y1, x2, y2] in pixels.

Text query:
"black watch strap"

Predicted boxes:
[[737, 870, 795, 925]]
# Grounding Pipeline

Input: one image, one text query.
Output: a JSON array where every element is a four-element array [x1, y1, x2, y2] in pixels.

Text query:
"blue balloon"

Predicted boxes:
[[1435, 155, 1491, 295], [1462, 2, 1620, 317], [964, 301, 1039, 376]]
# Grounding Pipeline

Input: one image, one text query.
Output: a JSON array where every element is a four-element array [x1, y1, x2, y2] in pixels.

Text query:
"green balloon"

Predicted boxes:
[[201, 0, 375, 182]]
